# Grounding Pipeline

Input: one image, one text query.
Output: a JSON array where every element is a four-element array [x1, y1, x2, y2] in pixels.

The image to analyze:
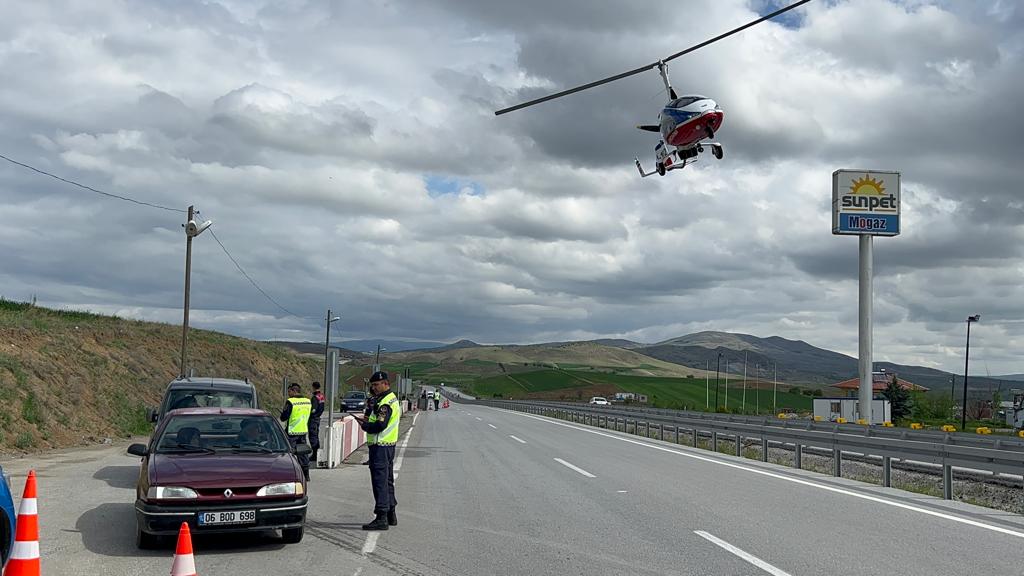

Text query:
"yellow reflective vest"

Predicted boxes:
[[367, 391, 401, 446], [286, 397, 311, 435]]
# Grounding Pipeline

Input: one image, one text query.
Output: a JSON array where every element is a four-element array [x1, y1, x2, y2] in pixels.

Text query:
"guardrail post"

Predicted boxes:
[[659, 424, 664, 441], [762, 437, 769, 462], [795, 443, 802, 469], [833, 449, 842, 477], [736, 435, 742, 457], [943, 465, 953, 500], [711, 431, 718, 453], [692, 428, 698, 447], [674, 426, 680, 444], [883, 456, 891, 487]]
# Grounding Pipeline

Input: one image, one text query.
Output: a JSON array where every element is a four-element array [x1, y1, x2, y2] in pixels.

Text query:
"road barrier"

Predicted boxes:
[[466, 399, 1024, 501]]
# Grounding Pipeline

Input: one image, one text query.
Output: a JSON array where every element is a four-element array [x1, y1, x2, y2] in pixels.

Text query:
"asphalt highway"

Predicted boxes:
[[3, 399, 1022, 575]]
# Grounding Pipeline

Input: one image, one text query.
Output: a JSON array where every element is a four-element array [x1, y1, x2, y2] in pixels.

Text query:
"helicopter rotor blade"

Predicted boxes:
[[494, 0, 813, 116]]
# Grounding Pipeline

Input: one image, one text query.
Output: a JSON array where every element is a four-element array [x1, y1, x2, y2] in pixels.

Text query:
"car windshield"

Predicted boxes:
[[154, 414, 289, 454], [345, 392, 366, 399], [166, 389, 254, 411]]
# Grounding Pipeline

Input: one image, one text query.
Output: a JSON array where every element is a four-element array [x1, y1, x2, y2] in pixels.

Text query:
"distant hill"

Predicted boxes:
[[636, 331, 1007, 392], [996, 374, 1024, 382], [266, 340, 363, 359], [334, 339, 452, 353], [393, 341, 710, 378], [427, 339, 481, 352]]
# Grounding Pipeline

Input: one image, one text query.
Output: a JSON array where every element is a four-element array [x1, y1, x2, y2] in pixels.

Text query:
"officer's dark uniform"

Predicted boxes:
[[359, 371, 401, 530], [309, 383, 326, 465]]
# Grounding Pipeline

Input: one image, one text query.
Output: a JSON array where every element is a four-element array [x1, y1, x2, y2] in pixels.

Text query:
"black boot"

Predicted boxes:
[[387, 508, 397, 526], [362, 513, 389, 531]]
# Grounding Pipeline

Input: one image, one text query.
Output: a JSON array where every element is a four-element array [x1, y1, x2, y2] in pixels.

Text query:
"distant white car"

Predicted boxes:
[[589, 397, 609, 405]]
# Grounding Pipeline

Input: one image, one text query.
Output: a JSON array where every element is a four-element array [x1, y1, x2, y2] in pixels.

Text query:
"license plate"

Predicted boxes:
[[198, 510, 256, 526]]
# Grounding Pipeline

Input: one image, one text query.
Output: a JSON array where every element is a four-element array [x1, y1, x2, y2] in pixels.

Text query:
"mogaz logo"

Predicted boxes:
[[839, 175, 897, 212]]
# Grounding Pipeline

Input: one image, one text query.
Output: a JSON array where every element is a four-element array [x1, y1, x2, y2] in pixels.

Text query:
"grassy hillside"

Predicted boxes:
[[0, 299, 323, 453]]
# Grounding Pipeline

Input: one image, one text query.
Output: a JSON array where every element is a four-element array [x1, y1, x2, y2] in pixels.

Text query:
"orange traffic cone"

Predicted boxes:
[[3, 470, 40, 576], [169, 522, 198, 576], [443, 399, 450, 409]]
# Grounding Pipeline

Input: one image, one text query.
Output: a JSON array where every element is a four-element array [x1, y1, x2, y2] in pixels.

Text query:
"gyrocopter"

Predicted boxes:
[[494, 0, 811, 179]]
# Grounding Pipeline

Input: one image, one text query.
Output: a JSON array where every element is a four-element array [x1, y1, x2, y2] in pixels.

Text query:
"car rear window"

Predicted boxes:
[[155, 414, 288, 453], [166, 389, 254, 411]]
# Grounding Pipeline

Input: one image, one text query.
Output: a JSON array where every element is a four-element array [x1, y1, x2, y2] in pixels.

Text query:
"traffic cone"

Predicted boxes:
[[443, 399, 449, 409], [3, 470, 40, 576], [169, 522, 198, 576]]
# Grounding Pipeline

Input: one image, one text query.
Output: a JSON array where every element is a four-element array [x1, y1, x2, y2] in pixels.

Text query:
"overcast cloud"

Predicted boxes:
[[1, 0, 1022, 374]]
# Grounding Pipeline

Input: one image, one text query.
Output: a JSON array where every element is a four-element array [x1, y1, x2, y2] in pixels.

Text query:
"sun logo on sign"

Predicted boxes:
[[850, 175, 886, 195]]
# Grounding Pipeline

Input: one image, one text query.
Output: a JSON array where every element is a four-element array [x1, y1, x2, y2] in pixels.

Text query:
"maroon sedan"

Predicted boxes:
[[128, 408, 309, 548]]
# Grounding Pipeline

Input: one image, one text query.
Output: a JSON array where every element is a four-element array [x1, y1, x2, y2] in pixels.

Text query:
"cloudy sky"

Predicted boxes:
[[1, 0, 1022, 374]]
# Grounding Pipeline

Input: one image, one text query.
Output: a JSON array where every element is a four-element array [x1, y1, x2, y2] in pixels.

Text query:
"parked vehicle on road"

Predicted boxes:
[[0, 464, 14, 568], [589, 397, 610, 406], [340, 390, 368, 412], [128, 408, 308, 548], [147, 377, 259, 425]]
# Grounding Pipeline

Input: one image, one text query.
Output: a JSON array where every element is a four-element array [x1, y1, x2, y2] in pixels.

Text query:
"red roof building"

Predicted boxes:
[[833, 371, 928, 396]]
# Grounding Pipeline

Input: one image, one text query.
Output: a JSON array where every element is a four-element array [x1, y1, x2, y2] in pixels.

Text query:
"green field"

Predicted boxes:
[[469, 368, 812, 413]]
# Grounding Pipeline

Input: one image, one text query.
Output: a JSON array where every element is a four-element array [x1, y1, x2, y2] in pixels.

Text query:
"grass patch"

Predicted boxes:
[[21, 391, 43, 427], [0, 353, 28, 386], [15, 432, 34, 450]]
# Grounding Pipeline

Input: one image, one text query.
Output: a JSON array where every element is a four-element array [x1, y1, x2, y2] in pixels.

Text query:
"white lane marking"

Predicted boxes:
[[695, 531, 793, 576], [475, 417, 482, 421], [361, 532, 380, 555], [617, 490, 628, 493], [554, 457, 596, 478], [353, 568, 364, 576], [498, 408, 1024, 540], [488, 424, 497, 429], [509, 435, 527, 444], [363, 411, 419, 555]]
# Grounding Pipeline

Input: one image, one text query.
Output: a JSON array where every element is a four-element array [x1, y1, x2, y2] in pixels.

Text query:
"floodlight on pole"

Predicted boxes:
[[324, 311, 341, 403], [961, 314, 980, 430], [180, 205, 213, 378]]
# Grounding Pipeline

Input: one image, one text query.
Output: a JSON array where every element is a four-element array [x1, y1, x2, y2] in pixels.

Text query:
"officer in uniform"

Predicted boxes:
[[433, 389, 440, 411], [280, 383, 312, 481], [354, 371, 401, 530], [309, 381, 326, 466]]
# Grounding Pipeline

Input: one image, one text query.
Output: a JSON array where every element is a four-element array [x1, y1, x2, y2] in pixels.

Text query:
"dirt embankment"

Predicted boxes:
[[0, 301, 322, 453]]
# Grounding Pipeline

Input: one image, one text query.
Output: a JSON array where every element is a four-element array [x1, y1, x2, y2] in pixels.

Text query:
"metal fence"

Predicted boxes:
[[462, 398, 1024, 500]]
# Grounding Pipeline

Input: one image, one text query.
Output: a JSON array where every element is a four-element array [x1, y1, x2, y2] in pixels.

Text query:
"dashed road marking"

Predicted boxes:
[[554, 457, 596, 478]]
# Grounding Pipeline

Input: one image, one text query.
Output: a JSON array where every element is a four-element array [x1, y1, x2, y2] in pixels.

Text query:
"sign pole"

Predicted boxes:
[[859, 234, 873, 424]]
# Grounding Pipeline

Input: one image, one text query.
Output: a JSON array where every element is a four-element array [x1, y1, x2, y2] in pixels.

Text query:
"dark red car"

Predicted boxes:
[[128, 408, 309, 548]]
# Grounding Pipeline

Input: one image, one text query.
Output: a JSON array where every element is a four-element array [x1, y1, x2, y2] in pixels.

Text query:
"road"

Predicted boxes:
[[3, 400, 1023, 575]]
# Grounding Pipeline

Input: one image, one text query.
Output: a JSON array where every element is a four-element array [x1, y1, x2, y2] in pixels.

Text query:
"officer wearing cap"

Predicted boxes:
[[354, 370, 401, 530], [280, 382, 312, 482]]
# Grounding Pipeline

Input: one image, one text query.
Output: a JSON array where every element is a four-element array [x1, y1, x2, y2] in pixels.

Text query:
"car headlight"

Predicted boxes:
[[257, 482, 304, 497], [147, 486, 198, 499]]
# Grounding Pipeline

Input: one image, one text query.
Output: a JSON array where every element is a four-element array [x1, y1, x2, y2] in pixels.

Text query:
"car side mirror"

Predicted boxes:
[[146, 408, 157, 423], [127, 443, 149, 457], [294, 443, 312, 456]]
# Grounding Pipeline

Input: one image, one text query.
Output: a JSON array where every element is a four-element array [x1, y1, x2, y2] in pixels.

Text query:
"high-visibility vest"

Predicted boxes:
[[434, 391, 440, 400], [286, 397, 311, 435], [367, 391, 401, 446]]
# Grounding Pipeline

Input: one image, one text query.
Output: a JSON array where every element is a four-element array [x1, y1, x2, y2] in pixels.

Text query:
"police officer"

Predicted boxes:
[[354, 371, 401, 530], [309, 381, 326, 466], [433, 389, 440, 411], [280, 383, 312, 482]]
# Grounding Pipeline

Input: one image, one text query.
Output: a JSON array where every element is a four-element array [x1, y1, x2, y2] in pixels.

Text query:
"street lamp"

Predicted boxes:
[[374, 345, 386, 373], [961, 314, 980, 429], [179, 205, 212, 378]]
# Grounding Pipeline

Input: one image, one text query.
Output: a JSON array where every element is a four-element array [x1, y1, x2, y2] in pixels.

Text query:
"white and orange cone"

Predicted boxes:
[[3, 470, 40, 576], [169, 522, 198, 576]]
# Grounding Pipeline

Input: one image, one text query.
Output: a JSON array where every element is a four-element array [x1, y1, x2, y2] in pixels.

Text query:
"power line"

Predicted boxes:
[[208, 228, 306, 319], [0, 152, 186, 213]]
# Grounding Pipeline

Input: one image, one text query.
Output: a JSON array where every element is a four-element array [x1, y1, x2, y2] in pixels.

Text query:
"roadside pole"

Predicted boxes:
[[833, 170, 901, 425]]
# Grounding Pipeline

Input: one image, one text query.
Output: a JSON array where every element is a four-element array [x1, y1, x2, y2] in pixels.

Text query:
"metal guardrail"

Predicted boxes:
[[532, 400, 1024, 452], [459, 397, 1024, 501]]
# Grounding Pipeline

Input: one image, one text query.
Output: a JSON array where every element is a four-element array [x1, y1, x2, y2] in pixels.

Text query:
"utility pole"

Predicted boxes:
[[773, 362, 778, 413], [706, 359, 710, 409], [179, 205, 211, 378], [742, 351, 748, 412], [724, 358, 730, 410], [324, 311, 340, 418], [715, 353, 722, 410]]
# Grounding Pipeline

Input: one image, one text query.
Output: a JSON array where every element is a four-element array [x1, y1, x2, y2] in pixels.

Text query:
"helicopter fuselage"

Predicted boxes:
[[660, 95, 723, 147]]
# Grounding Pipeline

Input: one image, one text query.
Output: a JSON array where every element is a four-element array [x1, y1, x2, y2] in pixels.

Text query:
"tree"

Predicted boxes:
[[882, 376, 912, 422]]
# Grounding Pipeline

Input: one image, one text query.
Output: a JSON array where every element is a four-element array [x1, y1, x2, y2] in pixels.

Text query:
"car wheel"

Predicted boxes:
[[281, 526, 304, 544], [135, 521, 161, 550]]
